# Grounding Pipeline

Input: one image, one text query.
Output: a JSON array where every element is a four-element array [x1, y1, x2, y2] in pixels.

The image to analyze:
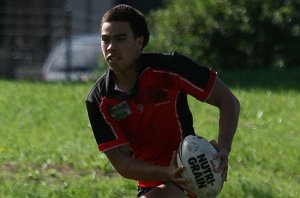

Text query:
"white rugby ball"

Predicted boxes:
[[177, 135, 224, 198]]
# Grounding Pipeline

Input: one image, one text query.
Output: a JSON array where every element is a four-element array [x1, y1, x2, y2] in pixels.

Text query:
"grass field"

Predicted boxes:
[[0, 69, 299, 198]]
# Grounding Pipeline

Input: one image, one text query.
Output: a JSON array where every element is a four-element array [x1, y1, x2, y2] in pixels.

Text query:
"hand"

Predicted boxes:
[[210, 140, 229, 181], [167, 151, 192, 192]]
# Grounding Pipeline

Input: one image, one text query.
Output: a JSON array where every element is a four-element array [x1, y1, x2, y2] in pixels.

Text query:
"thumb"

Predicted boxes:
[[170, 150, 178, 166], [209, 140, 220, 151]]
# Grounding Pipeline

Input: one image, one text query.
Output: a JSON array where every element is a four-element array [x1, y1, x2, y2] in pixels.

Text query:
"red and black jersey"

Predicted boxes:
[[86, 52, 216, 188]]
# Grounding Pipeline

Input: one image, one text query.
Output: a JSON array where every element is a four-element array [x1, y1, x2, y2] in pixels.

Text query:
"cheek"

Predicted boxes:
[[101, 44, 107, 54], [123, 43, 139, 54], [123, 47, 139, 61]]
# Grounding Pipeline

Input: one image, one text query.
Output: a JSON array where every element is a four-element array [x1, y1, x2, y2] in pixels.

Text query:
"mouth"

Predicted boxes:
[[107, 54, 121, 62]]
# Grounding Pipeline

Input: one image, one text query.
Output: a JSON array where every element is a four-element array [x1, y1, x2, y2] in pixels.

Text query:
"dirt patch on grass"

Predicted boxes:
[[0, 162, 116, 179]]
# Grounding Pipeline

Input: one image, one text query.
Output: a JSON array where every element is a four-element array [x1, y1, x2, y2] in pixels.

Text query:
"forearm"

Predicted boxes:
[[117, 156, 169, 182], [205, 78, 240, 154], [105, 145, 171, 182], [218, 95, 240, 153]]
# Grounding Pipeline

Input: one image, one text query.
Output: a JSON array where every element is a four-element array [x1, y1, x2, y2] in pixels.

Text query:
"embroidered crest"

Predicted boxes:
[[152, 88, 169, 103], [109, 101, 132, 121]]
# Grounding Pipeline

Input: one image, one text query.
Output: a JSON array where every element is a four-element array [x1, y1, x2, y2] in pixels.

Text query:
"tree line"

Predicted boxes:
[[146, 0, 300, 70]]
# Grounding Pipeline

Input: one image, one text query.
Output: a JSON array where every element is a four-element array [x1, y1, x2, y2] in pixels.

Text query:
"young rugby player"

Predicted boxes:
[[86, 4, 240, 198]]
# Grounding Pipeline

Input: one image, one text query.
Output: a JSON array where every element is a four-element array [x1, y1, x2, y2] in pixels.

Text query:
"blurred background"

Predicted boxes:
[[0, 0, 163, 81], [0, 1, 299, 197], [0, 0, 299, 82]]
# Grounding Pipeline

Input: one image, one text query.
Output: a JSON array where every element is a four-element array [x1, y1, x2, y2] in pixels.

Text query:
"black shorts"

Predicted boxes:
[[137, 187, 153, 197]]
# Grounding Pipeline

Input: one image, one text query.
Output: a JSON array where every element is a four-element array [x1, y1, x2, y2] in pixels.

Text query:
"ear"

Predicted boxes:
[[135, 36, 144, 51]]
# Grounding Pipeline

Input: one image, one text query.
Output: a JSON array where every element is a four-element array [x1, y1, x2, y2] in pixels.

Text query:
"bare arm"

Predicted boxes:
[[105, 145, 190, 186], [205, 78, 240, 179]]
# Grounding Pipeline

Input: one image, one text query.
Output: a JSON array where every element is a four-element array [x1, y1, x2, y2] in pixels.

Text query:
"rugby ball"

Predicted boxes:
[[177, 135, 223, 198]]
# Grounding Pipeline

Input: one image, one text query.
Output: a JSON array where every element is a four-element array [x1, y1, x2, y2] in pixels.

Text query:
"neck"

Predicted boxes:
[[113, 68, 138, 94]]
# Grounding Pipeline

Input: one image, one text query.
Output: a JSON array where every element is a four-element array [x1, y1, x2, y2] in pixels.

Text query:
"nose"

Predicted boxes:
[[107, 41, 116, 52]]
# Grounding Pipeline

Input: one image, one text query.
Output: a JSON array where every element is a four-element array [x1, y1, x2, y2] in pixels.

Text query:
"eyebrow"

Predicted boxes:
[[101, 33, 128, 38]]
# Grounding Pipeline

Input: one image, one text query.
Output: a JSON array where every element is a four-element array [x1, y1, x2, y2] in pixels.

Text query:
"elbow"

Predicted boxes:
[[230, 95, 240, 123], [220, 93, 240, 120], [117, 167, 132, 179], [113, 160, 136, 180], [105, 150, 134, 180], [112, 161, 131, 179], [234, 96, 241, 115]]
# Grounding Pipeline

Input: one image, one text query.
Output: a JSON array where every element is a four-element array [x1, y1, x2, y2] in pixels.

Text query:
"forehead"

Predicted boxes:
[[101, 21, 133, 36]]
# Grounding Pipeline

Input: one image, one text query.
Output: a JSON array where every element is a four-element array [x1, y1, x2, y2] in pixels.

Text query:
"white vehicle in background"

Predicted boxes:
[[42, 34, 103, 82]]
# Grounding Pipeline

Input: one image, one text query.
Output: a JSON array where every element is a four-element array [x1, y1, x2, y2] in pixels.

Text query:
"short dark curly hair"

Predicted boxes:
[[101, 4, 150, 49]]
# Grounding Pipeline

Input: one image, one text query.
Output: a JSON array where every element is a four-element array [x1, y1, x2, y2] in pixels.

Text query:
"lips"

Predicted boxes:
[[107, 54, 121, 62]]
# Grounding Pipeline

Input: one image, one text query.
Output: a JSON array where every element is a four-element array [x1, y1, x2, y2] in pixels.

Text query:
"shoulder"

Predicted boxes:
[[86, 71, 108, 103], [138, 52, 211, 78], [139, 52, 194, 67], [138, 52, 208, 72]]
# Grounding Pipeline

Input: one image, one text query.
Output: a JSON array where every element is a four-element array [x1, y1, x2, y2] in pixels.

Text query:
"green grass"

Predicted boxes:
[[0, 69, 299, 197]]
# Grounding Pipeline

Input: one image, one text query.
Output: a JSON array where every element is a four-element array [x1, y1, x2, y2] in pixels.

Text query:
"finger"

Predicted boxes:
[[213, 149, 228, 160], [222, 168, 228, 181], [173, 166, 191, 183], [209, 140, 220, 151], [220, 162, 228, 181], [184, 189, 197, 198], [213, 152, 222, 160], [220, 159, 228, 169], [217, 157, 228, 172], [170, 151, 177, 166], [174, 177, 191, 185], [174, 165, 185, 177]]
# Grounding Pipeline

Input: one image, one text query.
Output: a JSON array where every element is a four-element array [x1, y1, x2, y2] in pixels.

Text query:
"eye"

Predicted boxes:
[[101, 36, 110, 44], [116, 37, 126, 42]]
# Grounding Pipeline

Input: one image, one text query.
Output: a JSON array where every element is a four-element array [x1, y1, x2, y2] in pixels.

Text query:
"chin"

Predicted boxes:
[[108, 65, 123, 73]]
